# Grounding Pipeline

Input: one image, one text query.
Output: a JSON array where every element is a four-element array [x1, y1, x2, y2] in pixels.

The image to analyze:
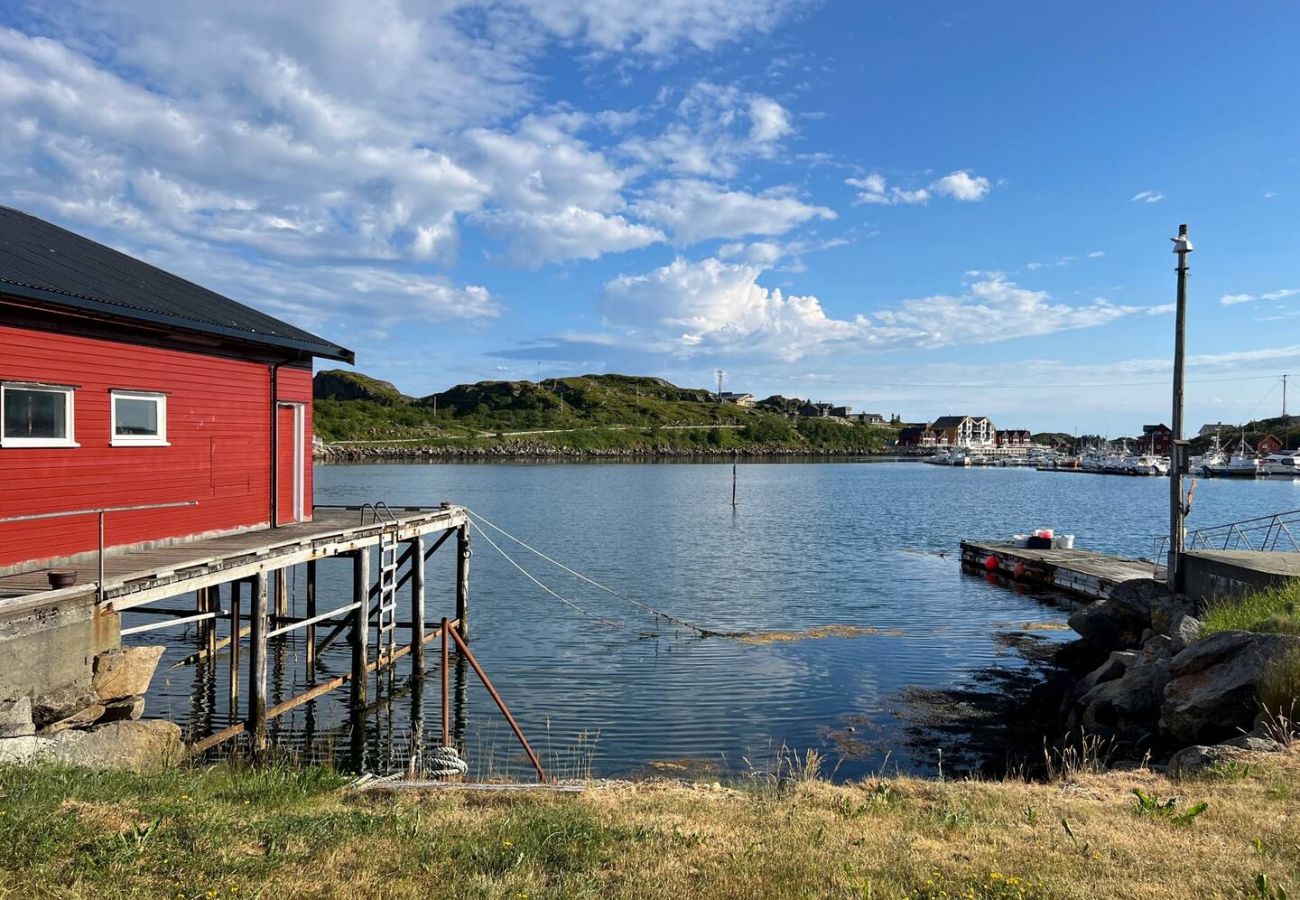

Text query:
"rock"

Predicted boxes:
[[1079, 658, 1158, 737], [1160, 631, 1300, 745], [1142, 634, 1175, 661], [31, 685, 99, 729], [1221, 734, 1282, 753], [1168, 744, 1244, 778], [92, 646, 165, 702], [1151, 593, 1196, 637], [47, 720, 182, 770], [39, 703, 107, 735], [97, 697, 145, 724], [1168, 614, 1202, 654], [1069, 596, 1150, 650], [0, 735, 49, 764], [0, 698, 35, 738], [1082, 651, 1137, 691]]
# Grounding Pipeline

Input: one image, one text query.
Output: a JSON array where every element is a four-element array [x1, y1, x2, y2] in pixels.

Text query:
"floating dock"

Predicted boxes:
[[960, 540, 1161, 602]]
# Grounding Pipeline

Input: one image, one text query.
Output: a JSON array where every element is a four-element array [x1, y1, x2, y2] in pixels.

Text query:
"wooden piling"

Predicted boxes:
[[229, 579, 241, 717], [350, 549, 370, 710], [456, 524, 470, 640], [305, 559, 317, 669], [410, 536, 425, 670], [249, 571, 269, 751], [274, 569, 289, 618]]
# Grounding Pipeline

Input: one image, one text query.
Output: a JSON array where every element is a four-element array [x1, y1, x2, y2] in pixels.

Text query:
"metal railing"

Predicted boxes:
[[0, 501, 198, 601], [1153, 507, 1300, 563]]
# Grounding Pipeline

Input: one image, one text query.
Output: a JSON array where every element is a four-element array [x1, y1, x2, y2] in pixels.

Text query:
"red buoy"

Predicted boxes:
[[984, 555, 998, 572], [1014, 561, 1027, 579]]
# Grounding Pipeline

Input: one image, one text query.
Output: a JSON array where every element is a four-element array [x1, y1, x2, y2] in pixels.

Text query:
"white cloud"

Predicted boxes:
[[588, 258, 1165, 362], [846, 169, 991, 205], [929, 170, 990, 202], [634, 180, 835, 244], [1088, 250, 1105, 258], [1220, 288, 1300, 306], [748, 96, 793, 142], [1131, 190, 1165, 203], [514, 0, 801, 54]]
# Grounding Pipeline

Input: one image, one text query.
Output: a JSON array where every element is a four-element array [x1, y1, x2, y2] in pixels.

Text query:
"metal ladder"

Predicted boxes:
[[362, 503, 401, 665]]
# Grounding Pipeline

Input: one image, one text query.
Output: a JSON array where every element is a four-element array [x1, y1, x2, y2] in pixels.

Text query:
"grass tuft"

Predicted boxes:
[[1202, 582, 1300, 636]]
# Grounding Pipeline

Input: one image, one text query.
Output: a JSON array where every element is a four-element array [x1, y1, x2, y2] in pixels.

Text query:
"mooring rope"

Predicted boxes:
[[426, 745, 469, 778], [468, 520, 660, 637], [466, 510, 747, 638]]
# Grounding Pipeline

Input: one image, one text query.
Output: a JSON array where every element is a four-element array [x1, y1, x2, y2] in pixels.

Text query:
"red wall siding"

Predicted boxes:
[[0, 324, 315, 569]]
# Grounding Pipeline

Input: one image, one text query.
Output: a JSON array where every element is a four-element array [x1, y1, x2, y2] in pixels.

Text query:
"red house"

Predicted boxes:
[[1141, 423, 1173, 455], [0, 207, 353, 573]]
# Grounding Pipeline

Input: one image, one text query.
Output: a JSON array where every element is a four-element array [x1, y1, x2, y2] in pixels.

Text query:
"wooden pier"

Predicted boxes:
[[960, 540, 1161, 602], [0, 504, 472, 757]]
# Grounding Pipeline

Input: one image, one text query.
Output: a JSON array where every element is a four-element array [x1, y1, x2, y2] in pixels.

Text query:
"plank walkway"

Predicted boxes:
[[0, 505, 466, 612], [960, 540, 1161, 602]]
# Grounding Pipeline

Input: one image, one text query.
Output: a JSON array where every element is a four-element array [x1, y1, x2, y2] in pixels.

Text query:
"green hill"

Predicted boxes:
[[312, 371, 898, 455]]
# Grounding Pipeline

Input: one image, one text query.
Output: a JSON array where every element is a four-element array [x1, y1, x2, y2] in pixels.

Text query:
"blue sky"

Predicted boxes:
[[1, 1, 1297, 433]]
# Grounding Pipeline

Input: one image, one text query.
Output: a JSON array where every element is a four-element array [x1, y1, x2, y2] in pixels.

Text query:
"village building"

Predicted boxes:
[[717, 391, 756, 407], [931, 415, 997, 449], [1141, 423, 1174, 455], [850, 412, 886, 426], [896, 426, 949, 448], [1257, 434, 1284, 455], [997, 429, 1032, 449]]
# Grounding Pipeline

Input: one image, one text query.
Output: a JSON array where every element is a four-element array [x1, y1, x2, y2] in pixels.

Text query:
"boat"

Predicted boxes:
[[1191, 431, 1229, 476], [1260, 451, 1300, 477], [1204, 438, 1259, 478]]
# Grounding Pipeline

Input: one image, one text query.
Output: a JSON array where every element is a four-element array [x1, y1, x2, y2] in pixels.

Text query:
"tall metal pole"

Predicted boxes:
[[1168, 224, 1193, 593]]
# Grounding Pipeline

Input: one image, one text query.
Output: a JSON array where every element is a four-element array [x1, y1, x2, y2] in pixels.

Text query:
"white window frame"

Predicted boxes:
[[0, 382, 78, 448], [110, 390, 169, 447]]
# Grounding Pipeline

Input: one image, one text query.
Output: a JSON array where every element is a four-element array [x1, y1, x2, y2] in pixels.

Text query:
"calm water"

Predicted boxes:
[[131, 461, 1297, 780]]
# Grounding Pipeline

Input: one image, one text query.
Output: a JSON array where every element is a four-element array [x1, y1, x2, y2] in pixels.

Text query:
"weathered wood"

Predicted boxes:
[[960, 541, 1161, 603], [410, 536, 425, 670], [229, 579, 241, 716], [305, 559, 317, 669], [249, 571, 269, 750], [350, 550, 370, 710], [456, 524, 470, 640], [274, 569, 288, 618]]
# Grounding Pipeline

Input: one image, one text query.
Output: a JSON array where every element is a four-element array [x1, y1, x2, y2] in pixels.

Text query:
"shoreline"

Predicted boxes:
[[316, 443, 926, 462]]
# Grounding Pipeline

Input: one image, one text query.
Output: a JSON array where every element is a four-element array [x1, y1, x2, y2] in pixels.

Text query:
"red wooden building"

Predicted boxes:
[[0, 207, 353, 573]]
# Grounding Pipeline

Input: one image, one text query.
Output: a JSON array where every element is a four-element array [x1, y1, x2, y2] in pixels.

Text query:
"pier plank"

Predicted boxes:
[[961, 540, 1160, 602]]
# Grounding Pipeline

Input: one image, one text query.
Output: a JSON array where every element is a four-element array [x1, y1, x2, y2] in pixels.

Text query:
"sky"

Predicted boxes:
[[1, 1, 1297, 434]]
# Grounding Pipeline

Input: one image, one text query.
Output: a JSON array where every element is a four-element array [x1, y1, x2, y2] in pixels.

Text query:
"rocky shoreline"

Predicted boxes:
[[317, 442, 918, 462]]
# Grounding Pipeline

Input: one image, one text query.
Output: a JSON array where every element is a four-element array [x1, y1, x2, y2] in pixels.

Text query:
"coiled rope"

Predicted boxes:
[[467, 510, 746, 638], [426, 745, 468, 778]]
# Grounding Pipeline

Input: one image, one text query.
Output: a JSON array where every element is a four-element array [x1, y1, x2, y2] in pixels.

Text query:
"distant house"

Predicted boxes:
[[932, 415, 996, 449], [798, 402, 850, 418], [718, 391, 755, 407], [1141, 423, 1173, 455], [1198, 422, 1229, 437], [1258, 434, 1284, 455], [997, 429, 1032, 448], [851, 412, 886, 426], [896, 426, 948, 448]]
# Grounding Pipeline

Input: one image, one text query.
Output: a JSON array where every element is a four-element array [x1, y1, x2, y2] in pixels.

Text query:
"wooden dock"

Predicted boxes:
[[960, 540, 1161, 602]]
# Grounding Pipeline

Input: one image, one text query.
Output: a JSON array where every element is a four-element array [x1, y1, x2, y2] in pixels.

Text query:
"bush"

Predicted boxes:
[[1257, 646, 1300, 721]]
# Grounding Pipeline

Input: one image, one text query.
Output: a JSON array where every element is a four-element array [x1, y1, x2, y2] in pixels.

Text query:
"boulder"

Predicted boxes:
[[97, 697, 145, 724], [1079, 658, 1158, 738], [1168, 744, 1244, 778], [1221, 734, 1282, 753], [48, 720, 182, 770], [92, 646, 165, 702], [0, 697, 35, 738], [1160, 631, 1300, 745], [1151, 593, 1196, 638], [0, 735, 48, 765], [39, 703, 107, 735], [1069, 579, 1166, 649], [1168, 614, 1202, 654], [1082, 651, 1137, 691], [31, 685, 99, 729]]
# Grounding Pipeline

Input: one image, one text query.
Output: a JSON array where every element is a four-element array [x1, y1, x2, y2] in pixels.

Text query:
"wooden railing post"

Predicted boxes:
[[455, 524, 470, 640], [410, 536, 425, 669], [350, 550, 370, 710], [249, 571, 269, 751]]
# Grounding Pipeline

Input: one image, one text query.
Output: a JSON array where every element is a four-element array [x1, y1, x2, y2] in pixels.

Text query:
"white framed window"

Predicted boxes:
[[0, 382, 78, 448], [111, 390, 168, 447]]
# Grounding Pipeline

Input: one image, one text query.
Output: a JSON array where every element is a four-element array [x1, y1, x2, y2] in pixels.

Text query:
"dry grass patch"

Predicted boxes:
[[0, 753, 1298, 898]]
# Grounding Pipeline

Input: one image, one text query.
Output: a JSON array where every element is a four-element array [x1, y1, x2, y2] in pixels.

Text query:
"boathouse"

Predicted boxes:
[[0, 206, 353, 572], [0, 208, 485, 768]]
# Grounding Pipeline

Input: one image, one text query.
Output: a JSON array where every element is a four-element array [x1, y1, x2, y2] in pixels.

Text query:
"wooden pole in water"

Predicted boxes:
[[410, 536, 426, 670], [731, 460, 737, 507], [455, 524, 470, 641], [1168, 224, 1192, 593], [229, 579, 241, 717], [350, 549, 370, 710], [304, 559, 317, 670], [440, 617, 450, 747], [274, 569, 288, 618], [249, 571, 269, 751]]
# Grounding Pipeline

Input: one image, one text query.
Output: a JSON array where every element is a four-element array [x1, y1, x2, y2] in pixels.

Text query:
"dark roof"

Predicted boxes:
[[931, 415, 987, 428], [0, 206, 352, 362]]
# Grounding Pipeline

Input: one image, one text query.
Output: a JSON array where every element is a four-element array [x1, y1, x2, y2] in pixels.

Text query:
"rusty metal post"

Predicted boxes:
[[249, 571, 269, 751]]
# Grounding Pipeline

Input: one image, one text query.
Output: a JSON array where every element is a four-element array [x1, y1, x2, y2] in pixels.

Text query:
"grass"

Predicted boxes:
[[1200, 581, 1300, 636], [2, 752, 1300, 898]]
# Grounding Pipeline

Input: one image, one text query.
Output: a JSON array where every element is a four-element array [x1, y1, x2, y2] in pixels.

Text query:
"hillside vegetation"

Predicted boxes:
[[313, 371, 897, 455]]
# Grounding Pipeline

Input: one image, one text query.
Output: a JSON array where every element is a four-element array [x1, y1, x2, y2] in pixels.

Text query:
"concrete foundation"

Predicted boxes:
[[0, 592, 120, 703], [1183, 550, 1300, 606]]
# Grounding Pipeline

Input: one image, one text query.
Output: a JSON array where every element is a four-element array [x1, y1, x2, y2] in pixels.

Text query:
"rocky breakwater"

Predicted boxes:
[[319, 441, 891, 461], [0, 645, 180, 769], [1063, 578, 1297, 774]]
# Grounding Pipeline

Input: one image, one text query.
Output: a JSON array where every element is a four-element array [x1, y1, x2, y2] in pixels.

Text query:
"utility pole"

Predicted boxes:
[[1283, 374, 1289, 418], [715, 369, 725, 401], [1168, 224, 1193, 594]]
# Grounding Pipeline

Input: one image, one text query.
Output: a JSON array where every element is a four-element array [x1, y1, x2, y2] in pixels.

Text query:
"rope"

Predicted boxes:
[[426, 745, 468, 778], [466, 510, 747, 638], [469, 521, 659, 637]]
